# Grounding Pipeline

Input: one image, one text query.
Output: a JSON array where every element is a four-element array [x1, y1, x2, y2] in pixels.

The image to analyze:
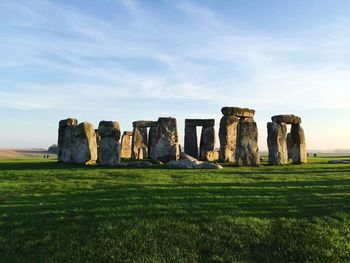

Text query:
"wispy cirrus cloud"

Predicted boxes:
[[1, 0, 350, 148]]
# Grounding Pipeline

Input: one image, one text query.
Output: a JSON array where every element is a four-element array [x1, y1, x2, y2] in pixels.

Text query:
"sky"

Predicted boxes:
[[1, 0, 350, 151]]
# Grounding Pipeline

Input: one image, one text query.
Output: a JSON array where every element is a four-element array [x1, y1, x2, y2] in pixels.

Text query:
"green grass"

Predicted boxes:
[[0, 157, 350, 262]]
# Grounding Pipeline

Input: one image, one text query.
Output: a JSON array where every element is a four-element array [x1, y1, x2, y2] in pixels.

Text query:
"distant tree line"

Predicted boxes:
[[48, 144, 58, 154]]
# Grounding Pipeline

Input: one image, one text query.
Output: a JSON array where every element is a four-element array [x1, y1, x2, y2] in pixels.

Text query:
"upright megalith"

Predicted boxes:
[[235, 119, 260, 166], [287, 133, 292, 160], [290, 124, 307, 164], [219, 115, 239, 162], [74, 122, 97, 165], [98, 121, 121, 165], [58, 118, 78, 163], [154, 117, 180, 162], [267, 122, 288, 165], [184, 119, 215, 160], [267, 114, 307, 165], [219, 106, 257, 164], [148, 126, 157, 160], [184, 126, 198, 158], [199, 126, 215, 159], [132, 127, 148, 159], [131, 120, 157, 160], [120, 131, 132, 159]]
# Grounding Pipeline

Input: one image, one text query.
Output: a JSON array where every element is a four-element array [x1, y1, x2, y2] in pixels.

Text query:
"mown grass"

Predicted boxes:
[[0, 157, 350, 262]]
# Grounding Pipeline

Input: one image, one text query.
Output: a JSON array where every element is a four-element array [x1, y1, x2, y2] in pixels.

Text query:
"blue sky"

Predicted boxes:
[[1, 0, 350, 150]]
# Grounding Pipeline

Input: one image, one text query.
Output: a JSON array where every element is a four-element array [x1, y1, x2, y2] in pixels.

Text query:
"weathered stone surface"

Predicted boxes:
[[148, 126, 157, 160], [235, 119, 260, 166], [267, 122, 288, 165], [168, 160, 198, 169], [290, 124, 307, 164], [98, 121, 121, 139], [167, 160, 223, 169], [132, 127, 148, 159], [287, 133, 292, 160], [199, 126, 215, 159], [58, 118, 78, 163], [74, 122, 97, 165], [180, 152, 200, 162], [137, 147, 147, 160], [219, 115, 239, 162], [221, 107, 255, 118], [271, 115, 301, 125], [132, 120, 158, 128], [185, 119, 215, 127], [120, 132, 132, 158], [123, 131, 133, 136], [205, 150, 219, 162], [184, 126, 198, 158], [197, 162, 223, 169], [98, 121, 121, 165], [59, 118, 78, 128], [154, 117, 180, 162], [95, 129, 101, 147]]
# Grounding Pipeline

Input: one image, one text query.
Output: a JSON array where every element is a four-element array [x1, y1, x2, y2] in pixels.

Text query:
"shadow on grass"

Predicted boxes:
[[2, 179, 350, 230]]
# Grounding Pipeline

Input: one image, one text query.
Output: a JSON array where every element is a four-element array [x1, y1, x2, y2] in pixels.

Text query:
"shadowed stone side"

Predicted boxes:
[[148, 126, 157, 160], [287, 133, 292, 160], [58, 118, 78, 163], [267, 122, 288, 165], [98, 121, 121, 165], [199, 126, 215, 159], [74, 122, 97, 165], [154, 117, 179, 162], [235, 119, 260, 166], [291, 124, 307, 164], [120, 132, 132, 159], [132, 127, 148, 159], [184, 126, 198, 158], [219, 115, 239, 162]]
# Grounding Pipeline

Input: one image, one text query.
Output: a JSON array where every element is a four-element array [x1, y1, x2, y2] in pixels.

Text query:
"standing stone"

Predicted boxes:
[[148, 126, 157, 160], [267, 122, 288, 165], [287, 133, 292, 160], [137, 147, 147, 160], [219, 115, 239, 162], [132, 127, 148, 159], [205, 150, 219, 162], [95, 129, 101, 147], [120, 131, 132, 159], [98, 121, 121, 165], [199, 126, 215, 159], [154, 117, 180, 162], [184, 126, 198, 158], [74, 122, 97, 165], [290, 124, 307, 164], [235, 119, 260, 166], [58, 118, 78, 163]]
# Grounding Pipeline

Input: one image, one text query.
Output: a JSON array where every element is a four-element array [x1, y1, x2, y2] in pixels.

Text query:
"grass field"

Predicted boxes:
[[0, 157, 350, 262]]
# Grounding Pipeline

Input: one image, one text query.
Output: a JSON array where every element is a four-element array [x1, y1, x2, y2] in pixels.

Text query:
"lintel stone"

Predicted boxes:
[[185, 119, 215, 127], [221, 107, 255, 118], [132, 120, 158, 128]]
